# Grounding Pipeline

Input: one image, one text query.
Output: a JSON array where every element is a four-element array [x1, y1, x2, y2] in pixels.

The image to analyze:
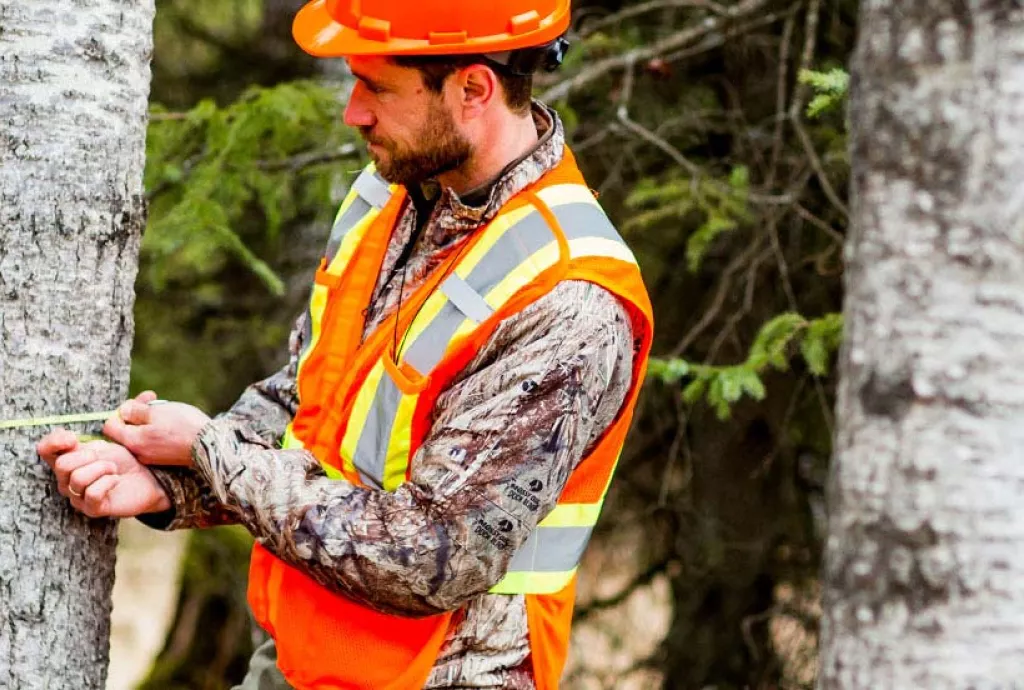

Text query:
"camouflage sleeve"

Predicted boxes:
[[139, 312, 308, 531], [188, 281, 636, 617]]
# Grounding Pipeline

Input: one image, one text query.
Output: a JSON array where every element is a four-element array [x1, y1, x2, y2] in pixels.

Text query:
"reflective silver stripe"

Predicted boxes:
[[351, 195, 630, 495], [554, 202, 620, 242], [403, 299, 468, 374], [402, 200, 626, 376], [352, 370, 403, 489], [401, 209, 558, 373], [351, 168, 392, 209], [439, 274, 494, 324], [325, 195, 372, 262], [505, 525, 595, 573], [461, 208, 559, 297]]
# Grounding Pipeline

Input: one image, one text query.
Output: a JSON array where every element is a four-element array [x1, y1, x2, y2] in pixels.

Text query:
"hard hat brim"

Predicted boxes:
[[293, 0, 570, 58]]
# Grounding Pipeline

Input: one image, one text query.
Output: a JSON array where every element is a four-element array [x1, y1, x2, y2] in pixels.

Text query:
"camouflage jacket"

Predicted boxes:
[[146, 104, 637, 689]]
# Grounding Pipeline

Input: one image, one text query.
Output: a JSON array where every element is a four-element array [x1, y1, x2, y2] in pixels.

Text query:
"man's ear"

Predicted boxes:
[[453, 63, 499, 119]]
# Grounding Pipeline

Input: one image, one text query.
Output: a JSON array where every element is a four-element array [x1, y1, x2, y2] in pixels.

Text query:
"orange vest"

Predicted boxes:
[[247, 149, 654, 689]]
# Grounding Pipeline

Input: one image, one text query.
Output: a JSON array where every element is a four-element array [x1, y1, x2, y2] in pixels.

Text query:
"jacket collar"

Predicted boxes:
[[413, 102, 565, 247]]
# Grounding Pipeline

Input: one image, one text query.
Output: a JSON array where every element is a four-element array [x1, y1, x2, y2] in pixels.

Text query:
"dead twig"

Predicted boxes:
[[767, 14, 797, 189], [787, 0, 849, 218], [574, 557, 674, 623], [673, 234, 765, 356], [257, 143, 360, 172], [576, 0, 727, 40], [794, 202, 844, 245], [540, 0, 772, 103]]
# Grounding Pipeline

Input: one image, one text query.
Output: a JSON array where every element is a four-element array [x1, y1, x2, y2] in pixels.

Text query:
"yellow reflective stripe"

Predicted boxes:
[[475, 235, 638, 318], [283, 423, 345, 478], [281, 425, 303, 450], [489, 568, 577, 595], [341, 360, 387, 478], [297, 283, 329, 375], [296, 185, 385, 377], [396, 191, 612, 361], [538, 502, 604, 528], [395, 213, 524, 360], [534, 183, 599, 207], [382, 392, 418, 491], [322, 463, 345, 480], [451, 207, 532, 279], [332, 184, 361, 226], [569, 236, 638, 264], [332, 163, 392, 224], [485, 244, 558, 310], [395, 289, 449, 362], [394, 212, 516, 360], [325, 208, 379, 275]]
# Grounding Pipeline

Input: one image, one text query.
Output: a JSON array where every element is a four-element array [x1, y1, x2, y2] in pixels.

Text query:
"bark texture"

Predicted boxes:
[[820, 2, 1024, 688], [0, 2, 154, 688]]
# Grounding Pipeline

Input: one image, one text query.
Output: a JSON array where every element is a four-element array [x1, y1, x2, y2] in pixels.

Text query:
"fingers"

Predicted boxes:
[[53, 446, 102, 495], [134, 390, 158, 405], [118, 399, 152, 425], [102, 413, 145, 451], [76, 474, 120, 518], [37, 430, 79, 467], [67, 459, 118, 500]]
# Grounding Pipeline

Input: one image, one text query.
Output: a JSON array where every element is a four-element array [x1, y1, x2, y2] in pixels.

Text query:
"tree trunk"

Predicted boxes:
[[820, 3, 1024, 687], [0, 2, 154, 688]]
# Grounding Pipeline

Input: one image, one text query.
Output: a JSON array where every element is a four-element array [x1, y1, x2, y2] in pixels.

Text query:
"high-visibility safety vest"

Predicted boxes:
[[246, 148, 654, 690]]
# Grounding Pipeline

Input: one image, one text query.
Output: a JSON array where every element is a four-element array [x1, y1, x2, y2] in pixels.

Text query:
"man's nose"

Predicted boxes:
[[344, 84, 375, 128]]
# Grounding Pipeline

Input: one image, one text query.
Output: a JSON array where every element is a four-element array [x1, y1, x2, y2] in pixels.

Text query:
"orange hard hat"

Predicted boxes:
[[293, 0, 571, 58]]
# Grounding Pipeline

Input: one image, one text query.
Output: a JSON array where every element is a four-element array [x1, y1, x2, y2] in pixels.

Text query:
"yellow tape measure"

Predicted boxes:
[[0, 410, 117, 445], [0, 410, 116, 430]]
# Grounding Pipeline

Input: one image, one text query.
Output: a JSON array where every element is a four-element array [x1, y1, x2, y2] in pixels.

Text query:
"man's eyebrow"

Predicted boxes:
[[350, 69, 384, 89]]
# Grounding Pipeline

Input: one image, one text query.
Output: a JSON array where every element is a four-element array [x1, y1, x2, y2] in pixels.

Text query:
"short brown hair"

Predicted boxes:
[[392, 55, 533, 115]]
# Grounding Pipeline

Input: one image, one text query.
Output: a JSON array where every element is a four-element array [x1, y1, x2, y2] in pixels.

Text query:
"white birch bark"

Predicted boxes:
[[0, 2, 154, 688], [820, 3, 1024, 688]]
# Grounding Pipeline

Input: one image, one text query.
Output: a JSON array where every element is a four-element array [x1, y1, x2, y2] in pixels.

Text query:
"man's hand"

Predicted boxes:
[[37, 430, 172, 518], [102, 390, 211, 467]]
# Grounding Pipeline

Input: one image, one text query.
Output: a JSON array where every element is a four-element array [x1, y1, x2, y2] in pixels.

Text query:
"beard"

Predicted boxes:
[[361, 100, 472, 187]]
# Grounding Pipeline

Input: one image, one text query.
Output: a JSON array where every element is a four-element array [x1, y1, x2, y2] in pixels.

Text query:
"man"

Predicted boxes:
[[37, 1, 653, 688]]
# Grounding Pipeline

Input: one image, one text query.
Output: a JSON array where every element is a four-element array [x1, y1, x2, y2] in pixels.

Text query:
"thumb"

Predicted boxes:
[[103, 412, 145, 454], [118, 400, 151, 426], [134, 390, 158, 405]]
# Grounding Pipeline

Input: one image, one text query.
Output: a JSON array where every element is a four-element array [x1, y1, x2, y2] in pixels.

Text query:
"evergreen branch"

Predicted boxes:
[[149, 111, 191, 122], [147, 145, 361, 201]]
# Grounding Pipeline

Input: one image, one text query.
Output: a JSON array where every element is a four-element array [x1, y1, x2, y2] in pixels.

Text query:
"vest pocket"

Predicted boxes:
[[381, 349, 431, 395], [313, 257, 343, 290]]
